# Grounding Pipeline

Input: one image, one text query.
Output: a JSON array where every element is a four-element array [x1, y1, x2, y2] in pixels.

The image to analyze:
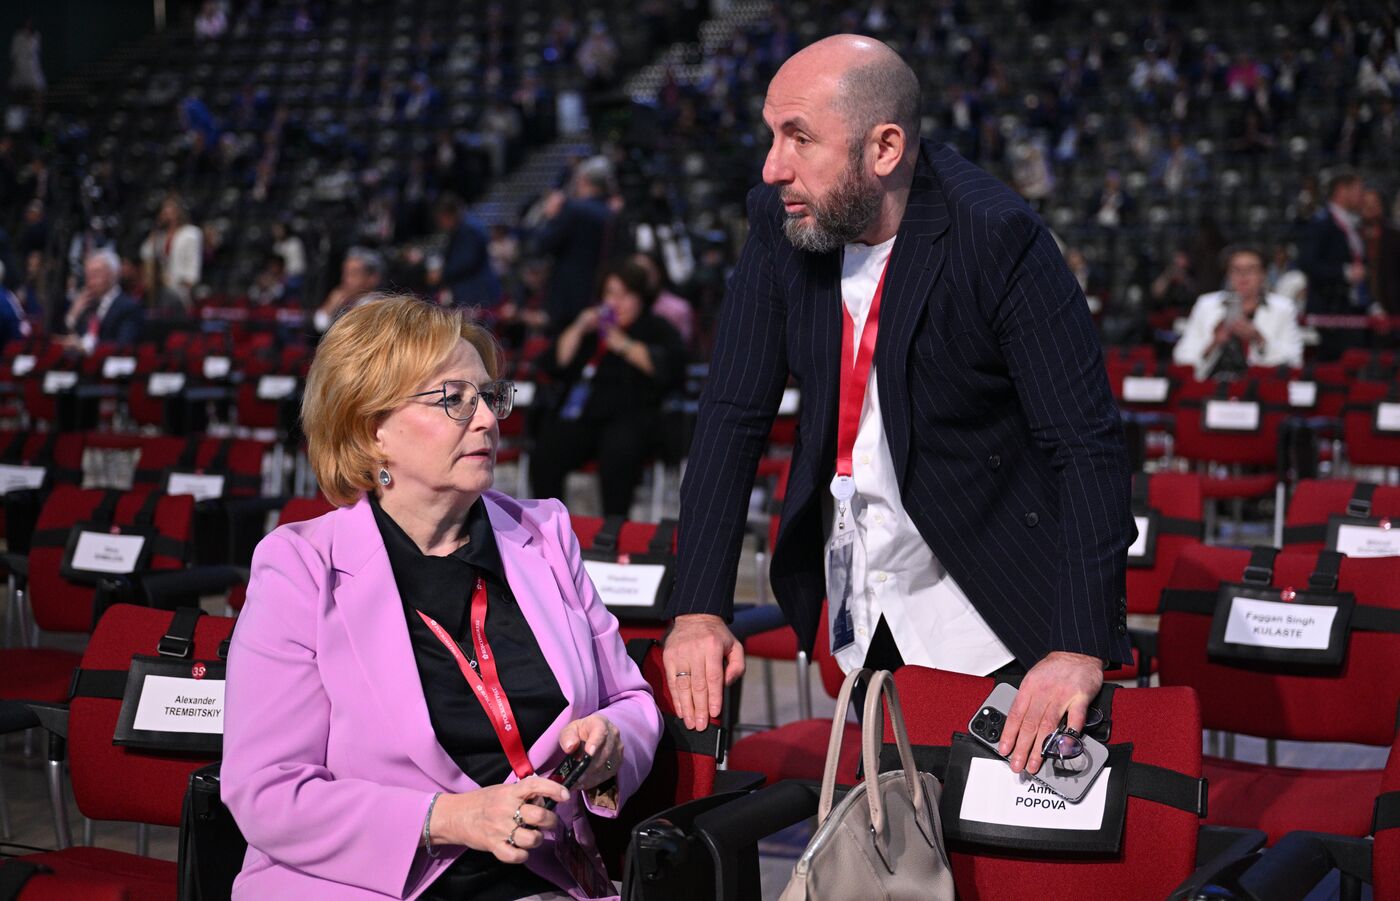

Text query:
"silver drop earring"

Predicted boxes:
[[378, 467, 392, 487]]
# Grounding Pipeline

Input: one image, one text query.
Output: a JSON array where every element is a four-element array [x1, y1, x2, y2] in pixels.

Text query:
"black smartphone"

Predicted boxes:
[[967, 683, 1108, 803], [537, 750, 592, 811]]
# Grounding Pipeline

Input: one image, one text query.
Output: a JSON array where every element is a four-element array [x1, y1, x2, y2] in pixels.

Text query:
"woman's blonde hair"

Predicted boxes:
[[301, 295, 502, 506]]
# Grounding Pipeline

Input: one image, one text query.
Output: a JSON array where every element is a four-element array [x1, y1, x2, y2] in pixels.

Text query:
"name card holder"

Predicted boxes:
[[1207, 582, 1354, 668], [581, 558, 672, 621], [110, 609, 227, 753], [1203, 399, 1262, 433], [148, 372, 187, 396], [11, 354, 36, 376], [256, 375, 298, 400], [514, 381, 537, 408], [202, 356, 232, 380], [778, 387, 801, 416], [1375, 402, 1400, 435], [1126, 510, 1160, 569], [42, 370, 80, 395], [939, 733, 1130, 854], [0, 463, 46, 495], [165, 471, 227, 502], [102, 356, 139, 379], [1122, 376, 1170, 405], [1287, 381, 1318, 409], [60, 523, 155, 584], [1326, 515, 1400, 558]]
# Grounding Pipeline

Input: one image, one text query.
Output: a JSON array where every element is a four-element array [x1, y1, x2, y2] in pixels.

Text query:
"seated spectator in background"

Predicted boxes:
[[534, 157, 615, 332], [67, 216, 115, 283], [0, 261, 37, 343], [314, 247, 383, 333], [248, 253, 288, 306], [1150, 248, 1198, 313], [1361, 186, 1400, 315], [195, 0, 228, 40], [223, 296, 660, 899], [431, 195, 502, 312], [530, 259, 685, 516], [140, 193, 203, 314], [1090, 169, 1134, 228], [1172, 245, 1303, 379], [1064, 247, 1107, 313], [271, 219, 306, 287], [1152, 131, 1207, 196], [62, 249, 144, 351], [631, 253, 694, 349]]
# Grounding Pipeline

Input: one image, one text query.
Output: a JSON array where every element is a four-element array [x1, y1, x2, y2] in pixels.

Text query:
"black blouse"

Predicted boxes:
[[547, 311, 686, 419], [371, 497, 566, 901]]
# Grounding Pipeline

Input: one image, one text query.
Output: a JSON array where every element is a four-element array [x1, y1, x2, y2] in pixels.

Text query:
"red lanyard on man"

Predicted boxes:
[[830, 258, 892, 526], [416, 578, 535, 779]]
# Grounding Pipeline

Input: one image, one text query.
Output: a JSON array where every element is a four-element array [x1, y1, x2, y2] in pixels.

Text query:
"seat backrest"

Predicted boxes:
[[1172, 378, 1286, 466], [1283, 479, 1400, 554], [591, 640, 723, 875], [68, 604, 234, 826], [1126, 472, 1205, 615], [1374, 730, 1400, 901], [279, 494, 336, 525], [1158, 544, 1400, 744], [888, 667, 1202, 900], [1343, 382, 1400, 468], [568, 515, 677, 556], [28, 486, 195, 633]]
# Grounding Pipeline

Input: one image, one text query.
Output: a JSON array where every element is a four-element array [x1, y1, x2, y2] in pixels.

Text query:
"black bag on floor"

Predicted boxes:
[[178, 762, 247, 901]]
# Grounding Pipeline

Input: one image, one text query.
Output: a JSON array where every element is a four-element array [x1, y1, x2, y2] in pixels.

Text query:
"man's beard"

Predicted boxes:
[[780, 150, 883, 254]]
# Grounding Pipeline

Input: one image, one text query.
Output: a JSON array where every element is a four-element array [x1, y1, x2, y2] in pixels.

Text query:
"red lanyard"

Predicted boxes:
[[831, 258, 892, 505], [415, 578, 535, 779]]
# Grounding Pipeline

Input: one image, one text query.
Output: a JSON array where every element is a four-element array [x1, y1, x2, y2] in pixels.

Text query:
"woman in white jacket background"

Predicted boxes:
[[1172, 245, 1305, 379]]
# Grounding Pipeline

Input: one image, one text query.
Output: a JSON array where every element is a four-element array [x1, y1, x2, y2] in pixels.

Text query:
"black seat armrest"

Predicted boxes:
[[712, 770, 765, 795]]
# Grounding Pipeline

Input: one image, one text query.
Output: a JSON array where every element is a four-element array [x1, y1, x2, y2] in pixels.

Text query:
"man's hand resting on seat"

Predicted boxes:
[[662, 614, 745, 731]]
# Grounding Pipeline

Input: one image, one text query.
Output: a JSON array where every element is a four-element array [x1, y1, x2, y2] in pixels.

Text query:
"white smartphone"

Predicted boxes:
[[967, 683, 1109, 803]]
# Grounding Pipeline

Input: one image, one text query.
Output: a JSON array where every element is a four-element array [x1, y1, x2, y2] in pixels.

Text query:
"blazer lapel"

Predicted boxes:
[[329, 498, 479, 792], [789, 248, 843, 523], [877, 144, 952, 482]]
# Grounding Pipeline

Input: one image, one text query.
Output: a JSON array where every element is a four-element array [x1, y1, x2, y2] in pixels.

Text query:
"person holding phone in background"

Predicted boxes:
[[530, 258, 686, 517], [222, 297, 660, 900]]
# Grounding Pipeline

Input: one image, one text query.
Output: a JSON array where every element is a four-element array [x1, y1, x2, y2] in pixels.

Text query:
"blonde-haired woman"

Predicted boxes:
[[223, 295, 660, 900]]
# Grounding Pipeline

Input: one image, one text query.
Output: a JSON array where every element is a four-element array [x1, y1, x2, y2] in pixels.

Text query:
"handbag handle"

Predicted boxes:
[[816, 667, 873, 823], [860, 670, 935, 866]]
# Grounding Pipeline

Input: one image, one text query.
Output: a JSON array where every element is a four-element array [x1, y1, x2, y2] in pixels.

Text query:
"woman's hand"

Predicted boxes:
[[602, 325, 631, 355], [559, 713, 624, 792], [572, 306, 600, 332], [429, 776, 570, 864]]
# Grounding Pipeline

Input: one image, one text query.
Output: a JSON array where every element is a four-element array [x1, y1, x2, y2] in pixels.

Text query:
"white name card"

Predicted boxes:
[[582, 560, 668, 608], [102, 356, 138, 379], [11, 354, 35, 376], [256, 375, 298, 400], [514, 381, 537, 408], [42, 370, 79, 394], [1128, 515, 1150, 558], [71, 531, 147, 574], [203, 356, 232, 379], [1334, 523, 1400, 558], [131, 674, 225, 735], [1122, 376, 1170, 404], [1288, 381, 1318, 408], [779, 387, 801, 416], [167, 472, 226, 502], [1204, 399, 1260, 431], [0, 464, 45, 494], [148, 372, 187, 396], [1377, 403, 1400, 433], [958, 757, 1110, 830], [1222, 597, 1337, 650]]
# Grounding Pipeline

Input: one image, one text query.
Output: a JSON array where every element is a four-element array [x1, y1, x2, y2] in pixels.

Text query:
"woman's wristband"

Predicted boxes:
[[422, 791, 443, 857]]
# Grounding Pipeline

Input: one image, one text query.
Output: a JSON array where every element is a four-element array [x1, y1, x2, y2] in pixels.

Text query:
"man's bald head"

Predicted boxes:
[[776, 34, 921, 154]]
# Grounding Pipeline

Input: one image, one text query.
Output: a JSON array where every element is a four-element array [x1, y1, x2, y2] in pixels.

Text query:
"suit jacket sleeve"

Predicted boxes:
[[983, 210, 1134, 664], [669, 187, 790, 619], [221, 529, 434, 897], [547, 499, 662, 817]]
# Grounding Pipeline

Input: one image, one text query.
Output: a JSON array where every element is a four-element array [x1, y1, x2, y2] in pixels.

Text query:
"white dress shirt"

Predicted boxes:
[[825, 236, 1015, 676]]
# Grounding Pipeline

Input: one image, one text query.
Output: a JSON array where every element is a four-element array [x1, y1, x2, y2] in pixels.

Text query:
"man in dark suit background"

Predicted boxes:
[[1298, 168, 1366, 316], [431, 194, 502, 311], [63, 248, 144, 351], [534, 156, 615, 332], [663, 35, 1134, 778]]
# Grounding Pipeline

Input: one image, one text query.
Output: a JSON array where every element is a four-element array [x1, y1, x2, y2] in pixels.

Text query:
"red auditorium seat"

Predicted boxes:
[[1281, 479, 1400, 554], [226, 494, 336, 611], [1172, 378, 1287, 502], [1343, 382, 1400, 470], [1157, 545, 1400, 843]]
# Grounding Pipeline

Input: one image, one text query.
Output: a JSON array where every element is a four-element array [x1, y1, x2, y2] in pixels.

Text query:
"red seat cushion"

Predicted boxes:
[[729, 718, 860, 786], [18, 846, 176, 900], [1202, 755, 1382, 845], [745, 626, 798, 660], [0, 648, 81, 702]]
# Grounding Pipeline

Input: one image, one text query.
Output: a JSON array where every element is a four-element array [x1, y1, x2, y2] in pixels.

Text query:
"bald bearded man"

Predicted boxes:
[[663, 35, 1135, 778]]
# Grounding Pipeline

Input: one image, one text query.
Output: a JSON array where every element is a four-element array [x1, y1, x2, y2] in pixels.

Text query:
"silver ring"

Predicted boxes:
[[512, 806, 525, 827], [674, 671, 690, 678], [507, 825, 521, 847]]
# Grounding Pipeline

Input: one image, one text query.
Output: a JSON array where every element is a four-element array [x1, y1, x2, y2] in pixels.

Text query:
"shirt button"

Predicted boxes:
[[874, 513, 885, 524], [877, 572, 888, 583], [1117, 623, 1128, 634], [857, 627, 868, 637], [1024, 512, 1039, 527], [860, 454, 871, 466]]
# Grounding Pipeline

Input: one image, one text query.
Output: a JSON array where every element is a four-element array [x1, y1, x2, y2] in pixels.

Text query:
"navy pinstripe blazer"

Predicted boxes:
[[668, 140, 1136, 669]]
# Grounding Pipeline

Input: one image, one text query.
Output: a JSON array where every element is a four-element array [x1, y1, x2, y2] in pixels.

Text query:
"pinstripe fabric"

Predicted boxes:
[[670, 141, 1135, 668]]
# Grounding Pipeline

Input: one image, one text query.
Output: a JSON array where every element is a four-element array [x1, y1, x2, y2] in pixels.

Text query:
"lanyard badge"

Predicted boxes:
[[830, 258, 891, 526]]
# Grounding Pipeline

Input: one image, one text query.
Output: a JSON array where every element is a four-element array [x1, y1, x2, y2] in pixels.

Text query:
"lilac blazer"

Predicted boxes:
[[222, 491, 662, 899]]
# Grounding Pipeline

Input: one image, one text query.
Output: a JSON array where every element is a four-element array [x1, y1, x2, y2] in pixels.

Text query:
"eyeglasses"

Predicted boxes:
[[1039, 706, 1106, 774], [406, 379, 515, 422]]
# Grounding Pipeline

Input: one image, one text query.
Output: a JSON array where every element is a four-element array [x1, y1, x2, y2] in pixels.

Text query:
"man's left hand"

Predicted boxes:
[[997, 651, 1104, 775]]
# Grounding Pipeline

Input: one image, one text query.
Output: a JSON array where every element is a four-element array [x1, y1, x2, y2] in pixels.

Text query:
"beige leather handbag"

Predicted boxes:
[[780, 668, 955, 901]]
